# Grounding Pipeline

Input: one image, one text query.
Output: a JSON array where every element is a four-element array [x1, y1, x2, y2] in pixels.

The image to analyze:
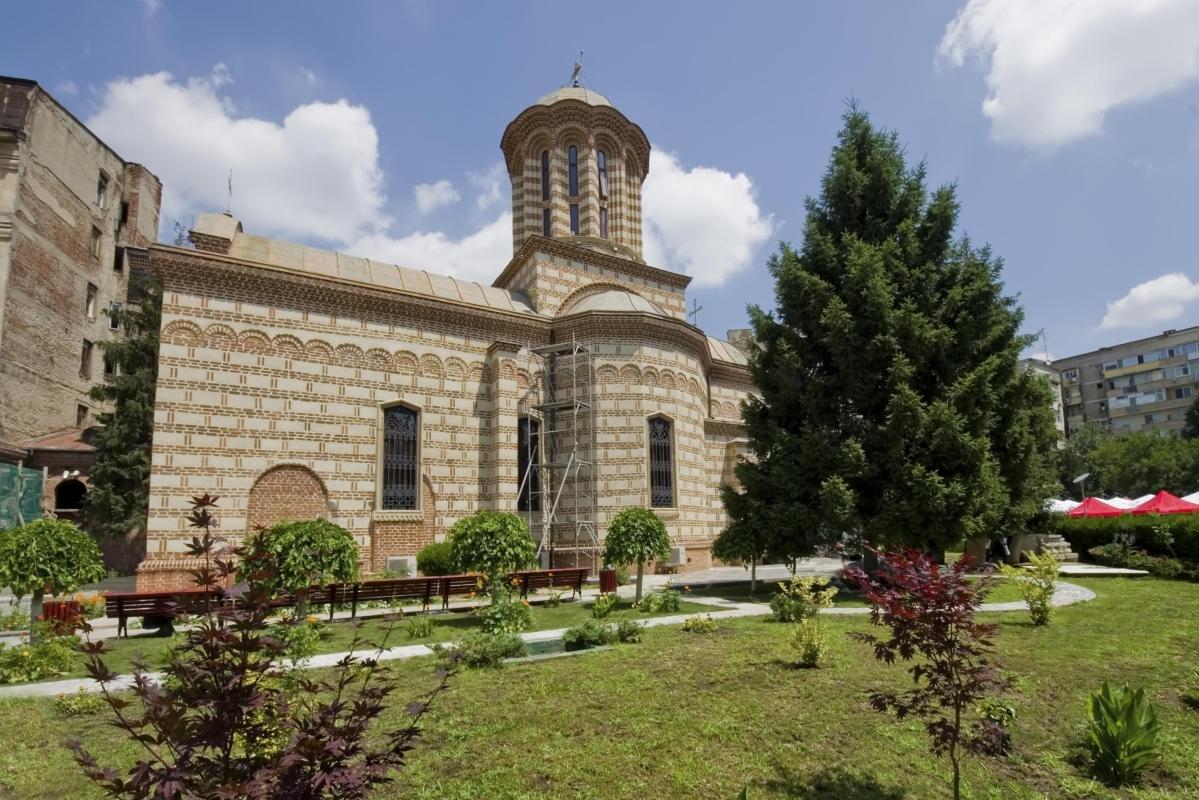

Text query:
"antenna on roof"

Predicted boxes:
[[570, 51, 583, 87], [225, 168, 233, 215]]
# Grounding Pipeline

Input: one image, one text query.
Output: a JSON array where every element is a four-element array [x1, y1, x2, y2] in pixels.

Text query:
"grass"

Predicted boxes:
[[684, 576, 1028, 606], [2, 578, 1198, 798], [5, 594, 710, 683]]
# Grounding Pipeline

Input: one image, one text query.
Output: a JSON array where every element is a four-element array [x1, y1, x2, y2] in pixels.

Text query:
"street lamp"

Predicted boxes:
[[1072, 472, 1091, 503]]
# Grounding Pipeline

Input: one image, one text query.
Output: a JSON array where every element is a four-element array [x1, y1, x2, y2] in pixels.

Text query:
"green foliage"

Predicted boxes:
[[590, 593, 619, 619], [83, 272, 161, 540], [615, 619, 644, 643], [770, 575, 838, 623], [635, 589, 681, 614], [53, 687, 108, 717], [602, 507, 671, 568], [1055, 424, 1199, 497], [1086, 682, 1161, 785], [448, 511, 536, 582], [681, 614, 718, 634], [416, 541, 456, 576], [0, 627, 77, 684], [563, 619, 617, 649], [0, 606, 30, 631], [479, 594, 532, 634], [0, 519, 105, 604], [1184, 397, 1199, 440], [998, 551, 1059, 625], [1088, 544, 1192, 581], [1054, 513, 1199, 563], [406, 615, 436, 640], [724, 106, 1059, 557], [265, 616, 327, 663], [238, 518, 359, 598], [791, 618, 829, 668], [436, 631, 526, 669], [544, 589, 564, 607]]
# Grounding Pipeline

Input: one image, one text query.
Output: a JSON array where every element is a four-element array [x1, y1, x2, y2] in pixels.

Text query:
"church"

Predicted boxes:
[[133, 82, 755, 591]]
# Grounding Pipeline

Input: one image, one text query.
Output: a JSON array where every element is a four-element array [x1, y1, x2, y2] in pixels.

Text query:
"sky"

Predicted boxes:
[[4, 0, 1199, 360]]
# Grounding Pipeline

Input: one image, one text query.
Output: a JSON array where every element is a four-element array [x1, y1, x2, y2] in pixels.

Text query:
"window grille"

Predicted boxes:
[[382, 405, 419, 510]]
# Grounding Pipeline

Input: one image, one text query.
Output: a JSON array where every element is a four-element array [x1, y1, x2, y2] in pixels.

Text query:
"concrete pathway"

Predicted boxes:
[[0, 579, 1095, 699]]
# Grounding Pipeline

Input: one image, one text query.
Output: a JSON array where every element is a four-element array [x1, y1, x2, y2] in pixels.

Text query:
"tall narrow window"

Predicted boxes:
[[569, 204, 580, 235], [80, 340, 93, 379], [108, 302, 122, 331], [597, 150, 608, 198], [96, 172, 109, 209], [568, 145, 578, 196], [113, 245, 125, 272], [381, 405, 419, 510], [540, 150, 550, 201], [517, 417, 541, 511], [599, 207, 609, 239], [76, 404, 89, 428], [90, 227, 102, 258], [648, 416, 674, 508], [85, 283, 97, 319], [542, 207, 551, 237]]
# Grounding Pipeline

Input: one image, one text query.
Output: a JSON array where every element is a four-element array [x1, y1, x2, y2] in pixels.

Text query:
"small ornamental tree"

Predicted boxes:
[[711, 518, 769, 594], [846, 550, 1011, 800], [603, 507, 671, 603], [0, 518, 104, 638], [447, 510, 537, 590], [238, 519, 359, 616]]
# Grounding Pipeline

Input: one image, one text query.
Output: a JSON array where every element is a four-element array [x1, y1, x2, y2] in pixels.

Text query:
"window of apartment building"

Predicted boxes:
[[108, 302, 122, 331], [113, 245, 125, 272], [1062, 369, 1078, 382], [76, 404, 89, 428], [1176, 386, 1193, 400], [103, 355, 115, 377], [648, 415, 674, 508], [85, 283, 97, 319], [90, 226, 102, 258], [80, 339, 93, 379], [517, 417, 541, 512], [96, 171, 109, 209], [119, 200, 129, 227], [380, 404, 419, 510]]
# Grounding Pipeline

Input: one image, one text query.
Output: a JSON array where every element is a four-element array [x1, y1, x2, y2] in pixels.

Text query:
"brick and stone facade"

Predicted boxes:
[[137, 84, 752, 589]]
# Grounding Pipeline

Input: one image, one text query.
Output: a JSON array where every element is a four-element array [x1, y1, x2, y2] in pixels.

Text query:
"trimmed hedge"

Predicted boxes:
[[416, 541, 456, 576], [1051, 514, 1199, 561]]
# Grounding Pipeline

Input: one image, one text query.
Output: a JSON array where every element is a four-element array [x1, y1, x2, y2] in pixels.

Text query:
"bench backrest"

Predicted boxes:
[[105, 590, 213, 617]]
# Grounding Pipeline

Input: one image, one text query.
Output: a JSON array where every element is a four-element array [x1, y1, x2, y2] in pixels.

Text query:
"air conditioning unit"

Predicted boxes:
[[667, 546, 686, 567], [386, 555, 416, 577]]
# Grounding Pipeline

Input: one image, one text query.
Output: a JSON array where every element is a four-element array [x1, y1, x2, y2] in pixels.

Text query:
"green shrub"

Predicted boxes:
[[1086, 682, 1161, 785], [266, 616, 327, 663], [681, 614, 718, 634], [237, 519, 359, 616], [590, 593, 619, 619], [416, 541, 456, 576], [0, 518, 105, 633], [636, 589, 681, 614], [770, 575, 838, 623], [0, 607, 29, 632], [1089, 543, 1190, 580], [54, 686, 108, 717], [615, 619, 644, 643], [436, 631, 526, 669], [0, 626, 77, 684], [602, 507, 671, 603], [1055, 514, 1199, 562], [998, 551, 1059, 625], [479, 595, 532, 634], [545, 589, 564, 607], [563, 619, 616, 649], [791, 618, 828, 668], [448, 511, 537, 582], [406, 615, 436, 640]]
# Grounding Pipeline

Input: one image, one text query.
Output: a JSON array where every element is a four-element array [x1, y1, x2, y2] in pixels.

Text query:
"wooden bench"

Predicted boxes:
[[507, 568, 588, 599], [439, 573, 485, 609], [105, 590, 217, 637], [319, 577, 440, 620]]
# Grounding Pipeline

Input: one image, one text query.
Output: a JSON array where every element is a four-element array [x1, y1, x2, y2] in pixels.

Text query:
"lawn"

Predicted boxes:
[[2, 578, 1197, 799], [11, 594, 711, 682]]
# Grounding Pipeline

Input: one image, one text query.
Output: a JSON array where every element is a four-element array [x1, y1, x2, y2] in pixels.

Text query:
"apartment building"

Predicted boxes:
[[1052, 324, 1199, 437]]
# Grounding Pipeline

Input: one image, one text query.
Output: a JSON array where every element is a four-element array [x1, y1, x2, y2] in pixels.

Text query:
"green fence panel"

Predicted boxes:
[[0, 463, 43, 530]]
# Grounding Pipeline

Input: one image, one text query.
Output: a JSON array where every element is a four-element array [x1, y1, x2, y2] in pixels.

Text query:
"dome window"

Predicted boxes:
[[597, 149, 608, 198], [540, 150, 550, 201], [568, 145, 579, 196]]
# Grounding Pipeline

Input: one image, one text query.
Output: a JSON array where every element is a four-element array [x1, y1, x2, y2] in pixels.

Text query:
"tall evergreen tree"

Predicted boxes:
[[83, 271, 161, 540], [723, 107, 1057, 559], [1182, 396, 1199, 440]]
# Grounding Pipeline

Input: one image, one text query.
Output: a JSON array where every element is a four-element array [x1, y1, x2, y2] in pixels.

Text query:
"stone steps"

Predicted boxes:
[[1037, 534, 1080, 563]]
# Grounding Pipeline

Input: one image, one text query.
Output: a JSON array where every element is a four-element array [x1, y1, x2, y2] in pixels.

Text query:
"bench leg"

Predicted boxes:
[[118, 613, 127, 638]]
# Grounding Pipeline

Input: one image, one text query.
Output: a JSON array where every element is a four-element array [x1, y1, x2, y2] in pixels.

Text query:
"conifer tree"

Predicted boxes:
[[723, 106, 1057, 558], [83, 271, 161, 541]]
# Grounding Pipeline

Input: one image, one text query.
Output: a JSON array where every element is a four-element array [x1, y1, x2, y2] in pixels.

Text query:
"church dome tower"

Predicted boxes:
[[500, 78, 650, 262]]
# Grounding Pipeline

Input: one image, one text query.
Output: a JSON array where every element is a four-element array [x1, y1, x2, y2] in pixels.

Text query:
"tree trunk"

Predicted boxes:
[[750, 557, 757, 594], [295, 589, 310, 619], [29, 587, 44, 643], [635, 561, 645, 603]]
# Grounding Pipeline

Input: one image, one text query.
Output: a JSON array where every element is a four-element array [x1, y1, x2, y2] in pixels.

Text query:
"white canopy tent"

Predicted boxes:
[[1044, 498, 1081, 513], [1183, 491, 1199, 505], [1101, 497, 1141, 510]]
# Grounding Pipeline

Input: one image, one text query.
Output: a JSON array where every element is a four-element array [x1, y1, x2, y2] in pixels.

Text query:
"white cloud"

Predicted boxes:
[[468, 163, 506, 210], [299, 66, 318, 87], [140, 0, 160, 14], [642, 149, 774, 287], [413, 179, 460, 213], [86, 65, 388, 243], [346, 213, 512, 284], [54, 81, 78, 98], [938, 0, 1199, 147], [1100, 273, 1199, 329]]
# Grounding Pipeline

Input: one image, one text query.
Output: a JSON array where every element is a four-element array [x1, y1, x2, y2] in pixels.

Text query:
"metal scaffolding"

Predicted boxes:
[[517, 336, 598, 573]]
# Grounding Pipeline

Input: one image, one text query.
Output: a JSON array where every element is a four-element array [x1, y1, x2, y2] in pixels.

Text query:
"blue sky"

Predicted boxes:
[[5, 1, 1199, 359]]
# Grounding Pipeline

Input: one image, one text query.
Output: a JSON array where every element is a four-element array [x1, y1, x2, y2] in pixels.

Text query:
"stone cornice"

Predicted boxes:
[[492, 236, 692, 292], [710, 361, 755, 390], [500, 100, 650, 177], [704, 419, 747, 437]]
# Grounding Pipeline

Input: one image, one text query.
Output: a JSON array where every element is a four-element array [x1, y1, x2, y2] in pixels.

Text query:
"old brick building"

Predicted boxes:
[[0, 77, 161, 517], [136, 84, 752, 590]]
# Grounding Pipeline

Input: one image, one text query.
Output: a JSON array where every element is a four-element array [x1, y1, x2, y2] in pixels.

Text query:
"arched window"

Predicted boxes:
[[599, 207, 609, 239], [568, 145, 578, 196], [569, 204, 580, 235], [648, 416, 674, 508], [542, 207, 552, 237], [381, 405, 419, 510], [540, 150, 550, 201], [596, 150, 608, 198], [518, 417, 541, 511]]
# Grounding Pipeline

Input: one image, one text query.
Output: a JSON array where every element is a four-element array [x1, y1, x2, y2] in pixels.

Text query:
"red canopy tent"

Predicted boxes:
[[1130, 490, 1199, 515], [1067, 497, 1125, 517]]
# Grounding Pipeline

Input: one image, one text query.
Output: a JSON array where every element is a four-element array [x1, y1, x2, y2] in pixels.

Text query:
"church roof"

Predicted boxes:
[[706, 336, 749, 366], [536, 85, 612, 108], [223, 232, 539, 316], [562, 288, 666, 316]]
